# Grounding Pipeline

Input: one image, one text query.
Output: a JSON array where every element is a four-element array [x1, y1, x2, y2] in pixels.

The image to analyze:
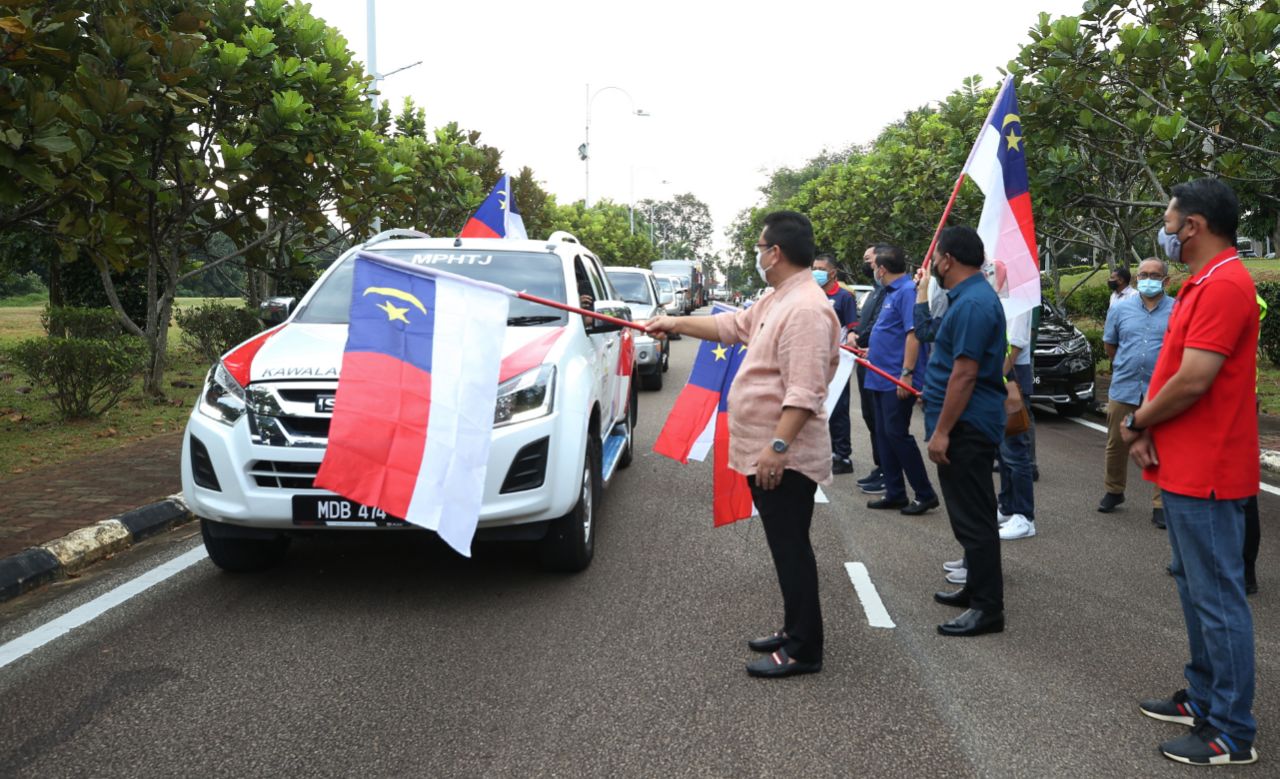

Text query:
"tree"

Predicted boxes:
[[511, 166, 557, 240], [548, 199, 658, 267], [637, 192, 714, 262], [2, 0, 383, 396]]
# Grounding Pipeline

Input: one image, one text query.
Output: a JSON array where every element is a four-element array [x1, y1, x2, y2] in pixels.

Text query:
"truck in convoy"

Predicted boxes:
[[649, 259, 705, 313]]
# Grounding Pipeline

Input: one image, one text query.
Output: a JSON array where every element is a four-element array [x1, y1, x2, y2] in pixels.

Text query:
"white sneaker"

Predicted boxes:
[[945, 567, 967, 585], [999, 514, 1036, 540], [997, 508, 1011, 525], [942, 557, 964, 572]]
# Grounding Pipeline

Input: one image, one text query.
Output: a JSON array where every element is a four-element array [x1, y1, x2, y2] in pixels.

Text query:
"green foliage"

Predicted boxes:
[[1079, 326, 1106, 372], [1063, 284, 1111, 322], [5, 336, 146, 419], [173, 300, 263, 362], [548, 200, 659, 267], [1256, 280, 1280, 367], [0, 271, 45, 298], [511, 166, 558, 240], [41, 305, 121, 338], [638, 193, 716, 264]]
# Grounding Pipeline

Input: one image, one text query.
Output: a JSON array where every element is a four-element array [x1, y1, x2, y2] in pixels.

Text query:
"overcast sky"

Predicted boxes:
[[305, 0, 1086, 254]]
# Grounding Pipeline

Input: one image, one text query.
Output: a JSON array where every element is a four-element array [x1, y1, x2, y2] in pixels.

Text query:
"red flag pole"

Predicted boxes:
[[919, 173, 967, 271], [841, 344, 920, 397], [514, 291, 651, 333]]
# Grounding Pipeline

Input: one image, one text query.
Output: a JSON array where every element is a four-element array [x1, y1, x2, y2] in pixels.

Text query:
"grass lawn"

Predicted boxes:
[[0, 297, 237, 475]]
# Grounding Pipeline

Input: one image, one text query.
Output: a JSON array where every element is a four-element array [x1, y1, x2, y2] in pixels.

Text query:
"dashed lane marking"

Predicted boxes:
[[844, 562, 896, 629], [0, 544, 208, 671], [1048, 407, 1280, 497]]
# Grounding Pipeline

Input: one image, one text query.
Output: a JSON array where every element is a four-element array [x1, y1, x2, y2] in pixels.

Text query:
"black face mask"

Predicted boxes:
[[1107, 279, 1119, 291]]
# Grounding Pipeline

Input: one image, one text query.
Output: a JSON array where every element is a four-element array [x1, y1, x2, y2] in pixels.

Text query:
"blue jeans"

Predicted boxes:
[[997, 363, 1035, 520], [1164, 490, 1256, 742], [872, 390, 935, 503]]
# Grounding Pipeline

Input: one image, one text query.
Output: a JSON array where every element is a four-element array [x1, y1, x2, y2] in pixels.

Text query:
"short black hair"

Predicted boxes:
[[1113, 265, 1131, 283], [762, 211, 816, 267], [936, 226, 984, 267], [1170, 177, 1239, 240], [813, 252, 837, 269], [873, 244, 907, 274]]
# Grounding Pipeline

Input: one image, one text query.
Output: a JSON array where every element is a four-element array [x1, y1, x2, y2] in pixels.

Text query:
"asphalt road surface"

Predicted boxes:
[[3, 318, 1278, 777]]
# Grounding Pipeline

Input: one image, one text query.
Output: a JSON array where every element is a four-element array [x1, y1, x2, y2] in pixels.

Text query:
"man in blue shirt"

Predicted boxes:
[[814, 253, 859, 474], [865, 245, 936, 515], [922, 226, 1008, 638], [1099, 257, 1174, 526], [852, 245, 891, 493]]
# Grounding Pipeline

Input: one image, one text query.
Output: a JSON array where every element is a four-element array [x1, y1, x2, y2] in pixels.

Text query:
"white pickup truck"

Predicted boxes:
[[182, 230, 637, 573]]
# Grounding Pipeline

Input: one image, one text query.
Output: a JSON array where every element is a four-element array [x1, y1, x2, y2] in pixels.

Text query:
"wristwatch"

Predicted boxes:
[[1124, 412, 1145, 432], [771, 438, 790, 454], [900, 368, 914, 377]]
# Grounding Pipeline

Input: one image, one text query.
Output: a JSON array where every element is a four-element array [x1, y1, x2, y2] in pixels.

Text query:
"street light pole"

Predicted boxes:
[[581, 84, 649, 214]]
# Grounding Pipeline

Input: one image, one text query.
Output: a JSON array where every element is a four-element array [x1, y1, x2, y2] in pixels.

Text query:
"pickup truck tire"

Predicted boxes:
[[201, 520, 290, 572], [540, 437, 599, 572]]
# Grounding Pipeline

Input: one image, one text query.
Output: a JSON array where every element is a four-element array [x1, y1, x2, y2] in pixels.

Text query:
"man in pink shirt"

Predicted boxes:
[[646, 211, 841, 678]]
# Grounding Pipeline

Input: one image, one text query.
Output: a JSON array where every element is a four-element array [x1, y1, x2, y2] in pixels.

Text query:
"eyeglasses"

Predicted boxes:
[[755, 243, 773, 251], [1136, 272, 1165, 280]]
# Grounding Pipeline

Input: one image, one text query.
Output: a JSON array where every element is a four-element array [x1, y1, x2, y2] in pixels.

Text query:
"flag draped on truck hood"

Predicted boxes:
[[313, 254, 511, 556]]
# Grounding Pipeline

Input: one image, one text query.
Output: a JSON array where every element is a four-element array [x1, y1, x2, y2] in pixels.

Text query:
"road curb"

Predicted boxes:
[[0, 495, 193, 605], [1263, 450, 1280, 476]]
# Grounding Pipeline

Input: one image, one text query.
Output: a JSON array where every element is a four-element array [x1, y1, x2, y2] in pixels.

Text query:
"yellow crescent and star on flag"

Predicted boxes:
[[1003, 113, 1023, 153], [363, 286, 428, 325]]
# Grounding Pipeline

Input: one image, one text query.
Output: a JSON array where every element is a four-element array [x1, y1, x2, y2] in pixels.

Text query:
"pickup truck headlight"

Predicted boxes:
[[197, 362, 247, 426], [494, 365, 555, 427], [1063, 334, 1089, 355]]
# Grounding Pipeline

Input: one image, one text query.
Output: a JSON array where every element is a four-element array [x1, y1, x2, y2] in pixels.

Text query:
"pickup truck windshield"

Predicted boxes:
[[294, 250, 569, 326], [606, 271, 653, 305]]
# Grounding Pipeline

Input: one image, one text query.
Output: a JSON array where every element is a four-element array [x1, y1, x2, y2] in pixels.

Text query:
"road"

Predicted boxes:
[[2, 321, 1278, 777]]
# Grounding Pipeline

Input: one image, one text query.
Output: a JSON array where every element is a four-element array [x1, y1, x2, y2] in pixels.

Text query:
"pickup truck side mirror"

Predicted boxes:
[[259, 296, 296, 326], [586, 301, 631, 334]]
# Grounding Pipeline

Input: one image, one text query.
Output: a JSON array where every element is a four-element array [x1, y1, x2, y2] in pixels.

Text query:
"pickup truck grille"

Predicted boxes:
[[246, 382, 334, 448], [250, 460, 319, 489]]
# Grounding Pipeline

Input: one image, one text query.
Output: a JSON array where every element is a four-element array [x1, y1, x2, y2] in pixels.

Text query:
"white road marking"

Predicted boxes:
[[1052, 408, 1280, 496], [0, 545, 208, 671], [844, 562, 896, 629]]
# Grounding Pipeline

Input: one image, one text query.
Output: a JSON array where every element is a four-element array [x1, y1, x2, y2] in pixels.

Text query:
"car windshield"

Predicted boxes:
[[293, 249, 568, 326], [657, 278, 672, 292], [607, 271, 653, 304]]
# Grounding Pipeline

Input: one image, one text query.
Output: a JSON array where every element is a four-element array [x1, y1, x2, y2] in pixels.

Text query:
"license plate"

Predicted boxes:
[[291, 495, 405, 526], [1033, 375, 1041, 385]]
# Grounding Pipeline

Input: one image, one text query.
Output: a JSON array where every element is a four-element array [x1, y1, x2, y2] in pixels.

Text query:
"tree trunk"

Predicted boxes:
[[1272, 212, 1279, 259], [47, 252, 62, 308], [141, 257, 179, 398]]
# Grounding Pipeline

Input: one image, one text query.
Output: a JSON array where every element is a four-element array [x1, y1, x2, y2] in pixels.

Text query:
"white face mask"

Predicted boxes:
[[755, 246, 775, 285]]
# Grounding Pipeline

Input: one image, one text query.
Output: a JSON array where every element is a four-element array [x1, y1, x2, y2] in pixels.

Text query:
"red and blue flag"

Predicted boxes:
[[460, 174, 528, 240], [314, 253, 510, 556]]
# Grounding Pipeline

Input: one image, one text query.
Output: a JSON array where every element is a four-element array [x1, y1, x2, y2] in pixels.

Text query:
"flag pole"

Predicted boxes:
[[919, 173, 967, 271], [841, 344, 920, 397]]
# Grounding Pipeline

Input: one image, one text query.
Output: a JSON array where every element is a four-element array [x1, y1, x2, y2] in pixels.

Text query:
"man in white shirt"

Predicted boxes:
[[1108, 265, 1139, 308]]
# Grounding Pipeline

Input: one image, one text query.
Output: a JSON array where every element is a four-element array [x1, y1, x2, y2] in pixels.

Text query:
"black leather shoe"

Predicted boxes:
[[937, 608, 1005, 637], [1152, 508, 1166, 528], [831, 457, 854, 475], [867, 497, 909, 510], [933, 588, 971, 608], [1098, 492, 1125, 513], [747, 631, 786, 653], [746, 647, 822, 678], [901, 497, 939, 516]]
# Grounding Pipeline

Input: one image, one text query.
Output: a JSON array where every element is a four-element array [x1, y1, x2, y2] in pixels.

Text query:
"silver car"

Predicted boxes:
[[606, 266, 670, 390]]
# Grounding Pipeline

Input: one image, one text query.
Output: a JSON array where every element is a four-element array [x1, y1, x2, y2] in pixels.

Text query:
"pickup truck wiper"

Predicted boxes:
[[506, 315, 563, 326]]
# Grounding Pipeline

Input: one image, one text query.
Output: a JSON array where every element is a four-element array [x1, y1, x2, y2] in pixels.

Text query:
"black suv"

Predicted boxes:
[[1031, 303, 1095, 416]]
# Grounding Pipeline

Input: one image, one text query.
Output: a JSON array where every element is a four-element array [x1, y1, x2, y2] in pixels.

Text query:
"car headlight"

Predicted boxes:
[[494, 364, 555, 427], [197, 361, 247, 426], [1063, 334, 1089, 354]]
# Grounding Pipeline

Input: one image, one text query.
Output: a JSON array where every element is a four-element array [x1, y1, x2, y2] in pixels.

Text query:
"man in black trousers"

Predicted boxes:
[[919, 226, 1008, 637], [852, 244, 890, 493]]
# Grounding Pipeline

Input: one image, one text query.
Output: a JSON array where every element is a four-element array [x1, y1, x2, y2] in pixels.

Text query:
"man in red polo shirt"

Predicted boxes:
[[1122, 178, 1259, 766], [813, 253, 859, 474]]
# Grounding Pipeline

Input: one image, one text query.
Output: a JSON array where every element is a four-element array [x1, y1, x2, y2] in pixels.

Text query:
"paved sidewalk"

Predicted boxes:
[[0, 432, 183, 560]]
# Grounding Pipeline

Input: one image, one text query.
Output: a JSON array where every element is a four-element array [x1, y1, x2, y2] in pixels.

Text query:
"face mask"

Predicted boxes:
[[1107, 279, 1119, 291], [812, 269, 829, 286], [1157, 223, 1184, 263], [755, 247, 774, 285], [1137, 279, 1163, 297], [866, 264, 880, 286]]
